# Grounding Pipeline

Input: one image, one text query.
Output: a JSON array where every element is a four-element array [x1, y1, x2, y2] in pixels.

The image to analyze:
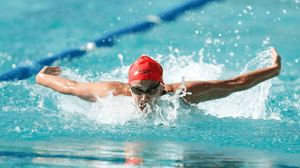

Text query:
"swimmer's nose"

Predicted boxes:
[[140, 93, 146, 101], [139, 93, 150, 103]]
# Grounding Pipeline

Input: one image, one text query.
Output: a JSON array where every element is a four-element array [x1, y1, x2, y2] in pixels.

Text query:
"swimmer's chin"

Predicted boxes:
[[138, 104, 153, 118]]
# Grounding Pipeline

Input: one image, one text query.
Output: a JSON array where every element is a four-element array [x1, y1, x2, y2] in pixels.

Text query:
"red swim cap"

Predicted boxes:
[[128, 56, 164, 84]]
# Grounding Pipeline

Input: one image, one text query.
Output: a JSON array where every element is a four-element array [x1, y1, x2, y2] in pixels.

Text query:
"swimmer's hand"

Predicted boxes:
[[270, 48, 281, 70], [40, 66, 61, 76]]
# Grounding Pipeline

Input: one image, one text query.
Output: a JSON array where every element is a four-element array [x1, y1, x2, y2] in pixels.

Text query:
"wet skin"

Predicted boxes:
[[129, 80, 164, 111], [36, 48, 281, 112]]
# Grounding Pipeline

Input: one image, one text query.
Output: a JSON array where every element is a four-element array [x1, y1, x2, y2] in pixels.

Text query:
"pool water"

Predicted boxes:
[[1, 0, 300, 167]]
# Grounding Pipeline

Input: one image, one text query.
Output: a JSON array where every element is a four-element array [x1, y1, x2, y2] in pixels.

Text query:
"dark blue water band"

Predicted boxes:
[[0, 0, 221, 81]]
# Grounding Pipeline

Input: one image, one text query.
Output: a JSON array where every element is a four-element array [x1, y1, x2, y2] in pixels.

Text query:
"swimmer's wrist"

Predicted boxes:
[[272, 62, 281, 69], [38, 66, 48, 74], [270, 63, 281, 76]]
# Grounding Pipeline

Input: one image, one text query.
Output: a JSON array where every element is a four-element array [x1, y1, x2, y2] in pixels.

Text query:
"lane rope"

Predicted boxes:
[[0, 0, 221, 81]]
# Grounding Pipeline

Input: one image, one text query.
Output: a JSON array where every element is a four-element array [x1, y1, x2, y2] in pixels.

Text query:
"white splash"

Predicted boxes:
[[198, 48, 274, 119], [54, 47, 276, 126], [161, 47, 224, 83]]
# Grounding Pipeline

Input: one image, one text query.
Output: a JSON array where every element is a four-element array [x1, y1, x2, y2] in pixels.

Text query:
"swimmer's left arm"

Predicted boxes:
[[168, 48, 281, 104], [36, 66, 98, 101], [36, 66, 131, 102]]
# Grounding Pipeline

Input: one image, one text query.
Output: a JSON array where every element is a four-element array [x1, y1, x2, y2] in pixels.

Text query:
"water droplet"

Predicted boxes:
[[14, 127, 20, 132], [206, 38, 212, 44]]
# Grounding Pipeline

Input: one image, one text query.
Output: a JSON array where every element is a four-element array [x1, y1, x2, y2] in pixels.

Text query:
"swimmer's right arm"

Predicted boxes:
[[167, 48, 281, 104], [36, 66, 131, 102]]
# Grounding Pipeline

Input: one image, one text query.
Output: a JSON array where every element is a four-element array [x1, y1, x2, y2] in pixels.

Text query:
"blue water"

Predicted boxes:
[[1, 0, 300, 167]]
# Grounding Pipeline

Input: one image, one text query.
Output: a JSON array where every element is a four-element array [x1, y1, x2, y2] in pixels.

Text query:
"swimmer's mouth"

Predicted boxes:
[[139, 103, 153, 117], [139, 104, 147, 108]]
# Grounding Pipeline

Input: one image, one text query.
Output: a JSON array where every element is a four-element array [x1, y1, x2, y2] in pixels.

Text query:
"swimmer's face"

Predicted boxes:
[[129, 80, 163, 111]]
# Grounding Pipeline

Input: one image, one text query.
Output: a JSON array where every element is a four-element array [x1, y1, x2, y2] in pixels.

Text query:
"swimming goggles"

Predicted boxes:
[[130, 82, 161, 95]]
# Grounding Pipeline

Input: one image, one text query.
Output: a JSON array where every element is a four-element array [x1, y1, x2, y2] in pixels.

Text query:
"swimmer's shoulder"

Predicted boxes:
[[162, 83, 193, 107], [111, 81, 131, 96], [163, 83, 180, 95]]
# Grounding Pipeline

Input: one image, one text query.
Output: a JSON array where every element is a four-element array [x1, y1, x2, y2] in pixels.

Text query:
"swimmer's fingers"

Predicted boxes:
[[49, 66, 61, 76], [43, 66, 61, 75], [270, 48, 279, 57], [269, 48, 281, 67]]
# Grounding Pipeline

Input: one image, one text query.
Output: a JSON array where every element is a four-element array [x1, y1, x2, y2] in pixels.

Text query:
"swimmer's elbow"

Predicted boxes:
[[78, 95, 97, 102], [228, 77, 251, 92], [219, 77, 248, 93], [69, 82, 83, 95], [72, 83, 98, 102]]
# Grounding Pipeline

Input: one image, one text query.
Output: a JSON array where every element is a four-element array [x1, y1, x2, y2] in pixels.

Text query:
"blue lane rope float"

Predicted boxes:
[[0, 0, 222, 82]]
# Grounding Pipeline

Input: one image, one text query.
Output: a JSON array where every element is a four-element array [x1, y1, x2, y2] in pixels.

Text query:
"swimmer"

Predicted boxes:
[[36, 48, 281, 111]]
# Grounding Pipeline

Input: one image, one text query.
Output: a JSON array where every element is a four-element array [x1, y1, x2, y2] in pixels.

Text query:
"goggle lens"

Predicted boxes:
[[130, 83, 160, 95]]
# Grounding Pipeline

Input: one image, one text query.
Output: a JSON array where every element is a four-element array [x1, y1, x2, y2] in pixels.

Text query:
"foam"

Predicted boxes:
[[55, 47, 277, 126], [199, 48, 275, 119]]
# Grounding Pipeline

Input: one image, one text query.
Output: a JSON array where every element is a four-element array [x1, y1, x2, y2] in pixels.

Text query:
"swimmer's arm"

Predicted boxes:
[[168, 48, 281, 104], [36, 66, 131, 102]]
